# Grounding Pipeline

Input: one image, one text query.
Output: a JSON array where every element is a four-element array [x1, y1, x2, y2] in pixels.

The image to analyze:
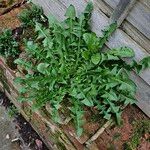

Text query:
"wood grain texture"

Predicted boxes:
[[131, 72, 150, 118], [127, 2, 150, 39], [140, 0, 150, 9], [103, 0, 150, 39], [122, 21, 150, 54], [104, 0, 119, 8], [33, 0, 66, 21], [110, 0, 136, 26], [95, 0, 150, 53], [94, 0, 112, 17]]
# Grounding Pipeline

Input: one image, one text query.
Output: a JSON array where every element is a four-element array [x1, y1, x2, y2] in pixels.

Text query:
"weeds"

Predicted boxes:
[[0, 29, 19, 58], [18, 3, 46, 27], [14, 3, 150, 136], [7, 105, 18, 118], [124, 120, 150, 149]]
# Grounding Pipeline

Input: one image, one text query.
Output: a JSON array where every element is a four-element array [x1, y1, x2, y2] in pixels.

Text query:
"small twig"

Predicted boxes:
[[85, 120, 113, 146], [0, 98, 3, 105], [85, 105, 127, 146], [11, 137, 20, 142]]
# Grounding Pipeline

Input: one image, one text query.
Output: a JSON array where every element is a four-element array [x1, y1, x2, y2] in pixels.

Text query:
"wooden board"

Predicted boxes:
[[141, 0, 150, 9], [95, 0, 150, 52], [103, 0, 150, 39], [131, 72, 150, 118], [110, 0, 136, 26], [122, 21, 150, 53]]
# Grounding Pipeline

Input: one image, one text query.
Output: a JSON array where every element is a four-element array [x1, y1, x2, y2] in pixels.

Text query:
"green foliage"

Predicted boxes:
[[125, 120, 150, 149], [108, 47, 135, 57], [18, 3, 46, 27], [7, 105, 18, 118], [131, 56, 150, 74], [15, 3, 150, 136], [0, 29, 19, 58]]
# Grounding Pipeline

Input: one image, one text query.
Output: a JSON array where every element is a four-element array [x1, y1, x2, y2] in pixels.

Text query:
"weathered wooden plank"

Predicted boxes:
[[85, 121, 113, 145], [104, 0, 119, 8], [122, 21, 150, 53], [94, 0, 112, 17], [32, 0, 150, 85], [140, 0, 150, 9], [131, 72, 150, 118], [32, 0, 66, 21], [103, 0, 150, 39], [95, 0, 150, 52], [127, 2, 150, 39], [110, 0, 136, 26]]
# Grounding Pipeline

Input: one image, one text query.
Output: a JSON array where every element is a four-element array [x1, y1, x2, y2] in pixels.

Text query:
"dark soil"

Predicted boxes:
[[0, 91, 49, 150]]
